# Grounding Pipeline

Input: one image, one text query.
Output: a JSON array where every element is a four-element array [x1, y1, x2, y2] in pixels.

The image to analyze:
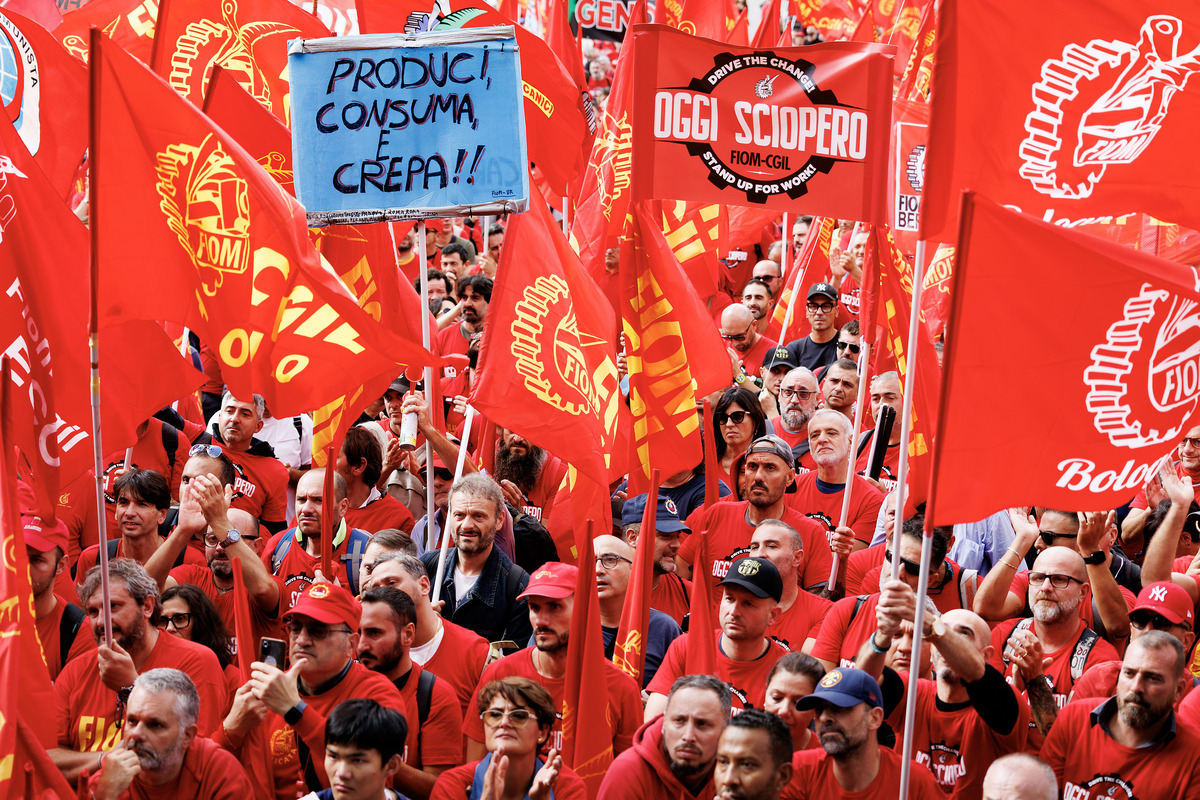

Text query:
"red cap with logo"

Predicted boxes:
[[1131, 581, 1194, 625], [17, 481, 68, 554], [517, 562, 577, 600], [284, 583, 361, 628]]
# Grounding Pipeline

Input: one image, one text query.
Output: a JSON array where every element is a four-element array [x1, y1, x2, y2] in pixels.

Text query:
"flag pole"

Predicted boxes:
[[891, 237, 929, 800], [417, 220, 438, 553], [173, 327, 189, 411], [87, 29, 113, 649], [320, 445, 334, 580], [826, 340, 870, 596], [782, 212, 790, 272], [431, 405, 475, 606]]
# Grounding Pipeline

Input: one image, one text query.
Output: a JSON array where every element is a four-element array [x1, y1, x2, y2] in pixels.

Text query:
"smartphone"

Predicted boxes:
[[260, 637, 287, 668]]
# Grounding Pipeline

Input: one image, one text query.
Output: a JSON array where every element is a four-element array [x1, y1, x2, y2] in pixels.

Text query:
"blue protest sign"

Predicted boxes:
[[288, 27, 529, 225]]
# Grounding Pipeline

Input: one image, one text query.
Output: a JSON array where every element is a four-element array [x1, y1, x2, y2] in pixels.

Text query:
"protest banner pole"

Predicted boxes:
[[562, 196, 569, 235], [827, 340, 871, 592], [417, 219, 438, 553], [432, 404, 476, 605], [782, 212, 790, 270], [320, 445, 334, 579], [87, 27, 114, 648]]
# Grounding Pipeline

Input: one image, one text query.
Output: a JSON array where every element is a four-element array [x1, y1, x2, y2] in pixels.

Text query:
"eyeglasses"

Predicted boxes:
[[204, 532, 259, 548], [883, 550, 922, 577], [1027, 572, 1083, 589], [1182, 438, 1200, 450], [779, 388, 816, 400], [836, 341, 861, 355], [716, 410, 749, 425], [806, 301, 835, 313], [720, 324, 754, 343], [1130, 613, 1189, 632], [284, 621, 353, 640], [158, 613, 191, 630], [189, 444, 223, 458], [480, 708, 536, 727], [1038, 530, 1077, 547], [434, 468, 454, 481], [596, 554, 632, 570]]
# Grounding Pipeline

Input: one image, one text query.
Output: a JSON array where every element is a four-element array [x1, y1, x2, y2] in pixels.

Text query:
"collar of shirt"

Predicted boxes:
[[294, 518, 349, 549], [1091, 696, 1178, 749]]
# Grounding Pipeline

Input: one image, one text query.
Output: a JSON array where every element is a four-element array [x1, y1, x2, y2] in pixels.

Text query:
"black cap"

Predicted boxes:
[[719, 557, 783, 602], [808, 282, 837, 302], [766, 346, 800, 373]]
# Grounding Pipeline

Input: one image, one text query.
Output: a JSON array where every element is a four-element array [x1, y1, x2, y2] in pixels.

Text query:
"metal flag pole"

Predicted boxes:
[[826, 340, 871, 594], [417, 220, 438, 554], [432, 405, 476, 606]]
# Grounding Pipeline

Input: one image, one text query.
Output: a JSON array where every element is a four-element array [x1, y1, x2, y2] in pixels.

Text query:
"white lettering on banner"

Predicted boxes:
[[652, 91, 718, 142], [731, 103, 868, 159], [1055, 458, 1156, 493]]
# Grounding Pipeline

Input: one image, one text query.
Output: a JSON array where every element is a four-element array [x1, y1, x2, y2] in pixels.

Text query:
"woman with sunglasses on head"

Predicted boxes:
[[430, 677, 586, 800], [712, 387, 768, 496], [160, 584, 238, 716]]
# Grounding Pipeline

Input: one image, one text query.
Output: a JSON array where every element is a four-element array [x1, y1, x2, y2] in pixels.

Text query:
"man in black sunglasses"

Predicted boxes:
[[720, 303, 775, 382]]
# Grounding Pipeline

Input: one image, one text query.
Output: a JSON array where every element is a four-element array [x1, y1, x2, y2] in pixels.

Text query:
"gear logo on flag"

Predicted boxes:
[[1084, 284, 1200, 449], [1019, 15, 1200, 200], [905, 144, 925, 192], [155, 134, 251, 296], [511, 275, 603, 416], [593, 109, 634, 222]]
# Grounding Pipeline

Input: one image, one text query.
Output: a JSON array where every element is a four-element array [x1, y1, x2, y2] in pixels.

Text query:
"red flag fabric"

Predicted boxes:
[[801, 0, 857, 40], [888, 98, 929, 259], [628, 25, 894, 221], [849, 4, 876, 41], [894, 0, 933, 102], [470, 189, 629, 481], [920, 243, 953, 341], [657, 200, 723, 301], [0, 10, 87, 197], [546, 0, 585, 90], [15, 717, 75, 800], [684, 530, 717, 676], [929, 194, 1200, 525], [150, 0, 329, 123], [879, 0, 929, 83], [561, 529, 615, 797], [0, 0, 59, 31], [621, 202, 731, 494], [727, 6, 748, 45], [55, 0, 158, 63], [91, 35, 435, 419], [613, 470, 658, 686], [765, 216, 836, 344], [202, 65, 296, 194], [923, 1, 1200, 242], [358, 0, 595, 202], [751, 0, 781, 48], [673, 0, 726, 40]]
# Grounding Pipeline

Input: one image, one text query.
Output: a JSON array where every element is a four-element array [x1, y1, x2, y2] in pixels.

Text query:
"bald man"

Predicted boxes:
[[855, 371, 903, 488], [982, 754, 1056, 800], [595, 535, 681, 688], [857, 581, 1029, 798], [721, 303, 777, 382]]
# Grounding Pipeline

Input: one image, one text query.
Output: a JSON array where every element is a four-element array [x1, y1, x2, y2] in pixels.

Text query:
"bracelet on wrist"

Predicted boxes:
[[869, 632, 890, 655]]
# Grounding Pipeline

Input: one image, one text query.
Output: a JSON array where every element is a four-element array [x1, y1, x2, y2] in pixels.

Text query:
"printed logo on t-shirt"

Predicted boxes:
[[917, 741, 965, 789], [840, 288, 860, 315], [805, 511, 834, 532], [1063, 774, 1136, 800], [521, 504, 543, 521], [711, 547, 751, 580], [76, 716, 122, 752], [270, 727, 297, 767], [729, 685, 750, 713]]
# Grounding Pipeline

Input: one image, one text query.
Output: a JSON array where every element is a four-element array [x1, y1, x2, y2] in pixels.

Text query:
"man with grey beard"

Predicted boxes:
[[86, 669, 253, 799], [493, 429, 567, 523], [766, 367, 820, 472]]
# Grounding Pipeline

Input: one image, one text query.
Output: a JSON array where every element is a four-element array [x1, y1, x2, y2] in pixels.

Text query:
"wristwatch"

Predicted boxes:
[[219, 529, 242, 549], [284, 700, 307, 725], [924, 615, 947, 641], [1082, 550, 1106, 565]]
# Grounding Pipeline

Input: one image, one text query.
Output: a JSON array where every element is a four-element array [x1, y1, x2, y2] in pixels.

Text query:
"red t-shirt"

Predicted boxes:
[[768, 591, 833, 651], [647, 631, 791, 711], [420, 619, 489, 717], [56, 471, 100, 597], [75, 537, 207, 599], [262, 525, 369, 612], [650, 572, 691, 626], [739, 334, 778, 379], [345, 491, 415, 535], [1131, 462, 1200, 510], [810, 592, 880, 668], [845, 542, 884, 595], [521, 453, 568, 523], [463, 648, 642, 756], [887, 671, 1029, 798], [784, 741, 942, 800], [1042, 699, 1200, 800], [395, 662, 463, 769], [56, 631, 227, 750], [437, 324, 475, 379], [785, 472, 883, 546], [855, 435, 900, 490], [430, 759, 588, 800], [225, 448, 290, 527], [678, 502, 833, 616], [168, 564, 282, 660], [88, 735, 255, 800], [35, 595, 96, 681]]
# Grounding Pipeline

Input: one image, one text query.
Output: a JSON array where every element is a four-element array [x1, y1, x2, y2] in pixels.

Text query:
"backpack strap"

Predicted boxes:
[[59, 602, 86, 668], [107, 538, 120, 561], [340, 530, 371, 595], [161, 422, 179, 471], [849, 595, 870, 625], [1069, 629, 1100, 684], [271, 532, 294, 574], [415, 668, 436, 760]]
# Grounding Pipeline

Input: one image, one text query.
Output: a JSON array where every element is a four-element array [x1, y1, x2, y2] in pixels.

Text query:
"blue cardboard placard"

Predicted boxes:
[[288, 27, 529, 225]]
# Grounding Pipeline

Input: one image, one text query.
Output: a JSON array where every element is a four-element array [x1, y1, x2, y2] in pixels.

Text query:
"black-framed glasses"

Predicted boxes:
[[1028, 572, 1083, 589], [779, 388, 816, 400], [716, 410, 749, 425], [284, 621, 353, 640], [158, 612, 191, 630], [189, 444, 223, 458], [480, 708, 535, 727], [1038, 530, 1077, 547], [596, 554, 632, 570], [1130, 613, 1188, 632], [836, 341, 861, 355], [806, 301, 835, 313], [720, 324, 754, 343]]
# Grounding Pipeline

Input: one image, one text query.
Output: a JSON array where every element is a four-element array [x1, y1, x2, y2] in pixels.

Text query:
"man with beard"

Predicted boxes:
[[788, 410, 883, 551], [598, 674, 731, 800], [420, 473, 531, 646], [621, 493, 692, 625], [493, 430, 568, 523], [356, 586, 463, 799], [679, 436, 835, 602], [856, 581, 1028, 798], [766, 368, 820, 471], [146, 448, 282, 660], [87, 669, 253, 800], [437, 274, 491, 379], [786, 668, 941, 799], [52, 560, 227, 783], [713, 710, 794, 800], [820, 358, 859, 419], [461, 563, 642, 762], [721, 303, 777, 382], [1042, 632, 1200, 799], [742, 279, 776, 335], [987, 546, 1119, 752]]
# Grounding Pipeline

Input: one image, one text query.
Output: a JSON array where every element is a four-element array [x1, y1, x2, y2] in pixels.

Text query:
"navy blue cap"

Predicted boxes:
[[621, 493, 688, 532], [796, 668, 883, 710]]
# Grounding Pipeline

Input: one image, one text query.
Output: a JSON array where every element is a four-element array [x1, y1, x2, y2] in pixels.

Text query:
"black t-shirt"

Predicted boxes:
[[785, 336, 840, 372]]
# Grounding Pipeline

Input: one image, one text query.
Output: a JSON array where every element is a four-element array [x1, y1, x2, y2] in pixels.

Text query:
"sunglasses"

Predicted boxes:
[[716, 410, 749, 425], [1038, 530, 1078, 547], [1129, 613, 1188, 632], [434, 467, 454, 481], [884, 550, 922, 576], [836, 341, 861, 355], [189, 444, 223, 458], [721, 325, 753, 343]]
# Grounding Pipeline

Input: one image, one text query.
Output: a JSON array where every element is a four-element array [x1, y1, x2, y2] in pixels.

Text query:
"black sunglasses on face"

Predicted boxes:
[[716, 410, 749, 425]]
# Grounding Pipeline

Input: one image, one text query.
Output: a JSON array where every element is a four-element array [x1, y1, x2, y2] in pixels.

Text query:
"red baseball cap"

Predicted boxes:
[[16, 481, 68, 553], [1131, 581, 1195, 626], [284, 583, 361, 628], [517, 563, 577, 600]]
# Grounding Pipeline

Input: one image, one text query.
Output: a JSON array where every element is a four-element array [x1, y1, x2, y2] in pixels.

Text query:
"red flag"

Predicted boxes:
[[765, 216, 836, 344], [880, 0, 929, 83], [628, 25, 894, 222], [888, 98, 929, 259], [561, 528, 615, 797], [621, 203, 730, 494], [54, 0, 157, 63], [202, 65, 295, 195], [804, 0, 857, 40], [358, 0, 595, 202], [613, 470, 658, 686], [469, 188, 629, 482], [15, 717, 75, 800], [849, 4, 876, 41], [0, 10, 87, 197], [1, 0, 59, 31], [684, 531, 717, 676], [923, 1, 1200, 242], [656, 201, 723, 301], [91, 34, 436, 419], [727, 6, 748, 45], [546, 0, 585, 90], [929, 193, 1200, 525], [150, 0, 329, 123], [751, 0, 782, 48], [894, 0, 934, 101], [920, 243, 954, 341], [230, 558, 256, 681]]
